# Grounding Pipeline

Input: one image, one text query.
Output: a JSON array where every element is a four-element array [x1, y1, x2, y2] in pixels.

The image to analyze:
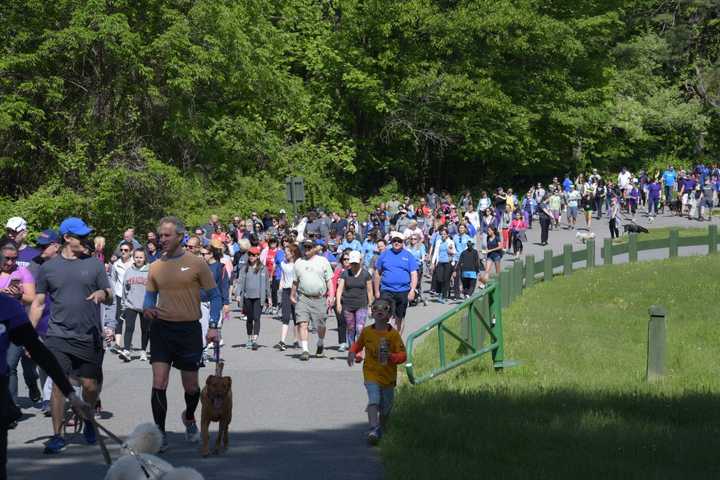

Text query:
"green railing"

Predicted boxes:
[[404, 282, 504, 385], [405, 224, 719, 384]]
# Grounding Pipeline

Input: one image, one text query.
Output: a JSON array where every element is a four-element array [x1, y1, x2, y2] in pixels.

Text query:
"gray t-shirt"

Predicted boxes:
[[36, 255, 110, 360]]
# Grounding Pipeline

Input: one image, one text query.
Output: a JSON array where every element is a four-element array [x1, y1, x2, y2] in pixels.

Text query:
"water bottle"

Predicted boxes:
[[379, 338, 389, 366]]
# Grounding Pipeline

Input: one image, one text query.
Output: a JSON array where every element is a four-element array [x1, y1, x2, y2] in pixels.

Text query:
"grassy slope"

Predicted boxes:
[[382, 255, 720, 480]]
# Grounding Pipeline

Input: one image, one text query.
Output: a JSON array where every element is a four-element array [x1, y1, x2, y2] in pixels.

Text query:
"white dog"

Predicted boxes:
[[104, 423, 204, 480], [575, 231, 596, 244]]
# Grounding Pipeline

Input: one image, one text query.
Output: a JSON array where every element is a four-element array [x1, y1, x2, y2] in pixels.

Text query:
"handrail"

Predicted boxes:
[[405, 224, 718, 385], [405, 282, 504, 385]]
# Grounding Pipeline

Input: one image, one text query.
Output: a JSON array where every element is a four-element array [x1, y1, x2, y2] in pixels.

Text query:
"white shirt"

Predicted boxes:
[[618, 171, 632, 188], [403, 227, 424, 241], [280, 261, 295, 289], [294, 255, 333, 296], [464, 211, 480, 229]]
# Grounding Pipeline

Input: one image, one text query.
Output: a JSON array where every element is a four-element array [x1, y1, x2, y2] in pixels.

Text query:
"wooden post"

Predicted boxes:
[[514, 260, 523, 297], [603, 238, 613, 265], [647, 305, 667, 382], [525, 254, 535, 287], [563, 244, 572, 275], [669, 229, 679, 258], [543, 249, 553, 282], [709, 224, 717, 255], [586, 238, 595, 269], [628, 233, 638, 263], [500, 270, 511, 308]]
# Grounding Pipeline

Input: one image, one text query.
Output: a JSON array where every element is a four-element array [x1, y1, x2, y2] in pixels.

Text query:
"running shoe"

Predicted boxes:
[[338, 342, 347, 353], [367, 427, 381, 445], [292, 341, 300, 349], [29, 384, 42, 403], [44, 435, 66, 454], [279, 342, 287, 352], [40, 400, 51, 417], [83, 420, 97, 445], [181, 411, 200, 443], [315, 344, 324, 357], [159, 432, 169, 453], [118, 349, 132, 362], [245, 341, 253, 350], [140, 351, 148, 362], [300, 351, 310, 361], [251, 341, 259, 351], [273, 341, 283, 349]]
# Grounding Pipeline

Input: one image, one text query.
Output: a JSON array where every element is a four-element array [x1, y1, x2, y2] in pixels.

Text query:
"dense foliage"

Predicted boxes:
[[2, 0, 719, 236]]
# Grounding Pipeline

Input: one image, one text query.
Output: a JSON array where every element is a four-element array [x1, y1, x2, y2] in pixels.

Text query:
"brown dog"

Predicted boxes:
[[200, 361, 232, 457]]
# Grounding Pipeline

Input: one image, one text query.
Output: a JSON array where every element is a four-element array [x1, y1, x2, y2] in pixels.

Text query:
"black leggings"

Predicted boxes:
[[123, 309, 150, 350], [511, 231, 523, 254], [609, 218, 620, 239], [334, 306, 346, 344], [271, 277, 280, 307], [114, 295, 124, 334], [539, 216, 551, 244], [280, 288, 296, 325], [433, 262, 452, 299], [244, 298, 262, 336], [461, 277, 477, 296]]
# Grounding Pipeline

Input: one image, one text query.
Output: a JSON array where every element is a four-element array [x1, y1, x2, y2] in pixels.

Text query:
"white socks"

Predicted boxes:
[[301, 340, 309, 352]]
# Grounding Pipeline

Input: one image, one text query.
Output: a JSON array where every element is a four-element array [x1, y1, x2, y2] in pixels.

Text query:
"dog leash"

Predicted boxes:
[[214, 339, 222, 375]]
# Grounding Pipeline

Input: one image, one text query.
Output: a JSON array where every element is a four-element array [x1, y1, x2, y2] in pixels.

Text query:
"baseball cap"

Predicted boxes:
[[248, 246, 261, 255], [315, 239, 326, 246], [59, 217, 93, 237], [5, 217, 27, 232], [302, 238, 314, 246], [36, 229, 60, 246], [389, 231, 404, 241], [348, 250, 362, 264]]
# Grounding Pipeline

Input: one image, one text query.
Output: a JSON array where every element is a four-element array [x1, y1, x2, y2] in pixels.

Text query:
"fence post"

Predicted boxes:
[[563, 244, 572, 275], [514, 260, 523, 297], [500, 270, 511, 308], [586, 238, 596, 269], [603, 238, 613, 265], [628, 233, 638, 263], [525, 254, 535, 287], [647, 305, 667, 382], [669, 229, 679, 258], [543, 249, 553, 281], [490, 283, 504, 370], [709, 224, 718, 255]]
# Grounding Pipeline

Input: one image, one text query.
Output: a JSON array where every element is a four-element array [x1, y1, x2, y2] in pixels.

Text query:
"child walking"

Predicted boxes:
[[347, 298, 407, 445]]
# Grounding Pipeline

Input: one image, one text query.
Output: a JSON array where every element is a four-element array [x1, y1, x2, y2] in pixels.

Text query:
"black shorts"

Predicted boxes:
[[380, 290, 409, 320], [150, 320, 203, 371], [47, 346, 102, 380]]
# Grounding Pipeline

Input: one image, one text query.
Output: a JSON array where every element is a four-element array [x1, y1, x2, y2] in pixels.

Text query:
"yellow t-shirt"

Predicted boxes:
[[356, 324, 406, 387], [146, 252, 216, 322]]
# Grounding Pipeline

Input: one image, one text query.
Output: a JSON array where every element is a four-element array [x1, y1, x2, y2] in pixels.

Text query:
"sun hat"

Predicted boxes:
[[348, 250, 363, 264]]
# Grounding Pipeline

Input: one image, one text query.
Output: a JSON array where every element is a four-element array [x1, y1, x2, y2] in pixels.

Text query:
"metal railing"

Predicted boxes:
[[405, 224, 719, 384], [405, 282, 504, 385]]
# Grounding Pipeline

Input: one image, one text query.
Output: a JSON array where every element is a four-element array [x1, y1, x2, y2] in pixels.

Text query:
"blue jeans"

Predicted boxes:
[[365, 382, 395, 416], [6, 343, 39, 405]]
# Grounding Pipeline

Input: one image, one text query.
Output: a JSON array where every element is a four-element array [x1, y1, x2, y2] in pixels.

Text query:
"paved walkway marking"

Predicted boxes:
[[8, 213, 712, 479]]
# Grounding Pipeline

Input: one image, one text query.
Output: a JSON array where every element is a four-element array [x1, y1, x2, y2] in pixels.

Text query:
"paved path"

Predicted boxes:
[[8, 210, 714, 479]]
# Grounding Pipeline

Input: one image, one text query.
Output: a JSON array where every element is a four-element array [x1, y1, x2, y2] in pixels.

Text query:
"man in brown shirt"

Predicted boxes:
[[143, 217, 220, 451]]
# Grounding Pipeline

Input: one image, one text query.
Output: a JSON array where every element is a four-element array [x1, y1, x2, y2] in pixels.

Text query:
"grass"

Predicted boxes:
[[612, 226, 708, 244], [381, 255, 720, 479]]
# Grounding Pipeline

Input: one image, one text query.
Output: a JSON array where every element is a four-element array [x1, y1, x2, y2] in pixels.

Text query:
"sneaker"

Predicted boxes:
[[300, 351, 310, 361], [292, 341, 300, 349], [83, 421, 97, 445], [44, 435, 67, 454], [315, 344, 325, 357], [246, 342, 253, 350], [40, 400, 51, 417], [338, 342, 347, 353], [120, 349, 133, 362], [94, 400, 102, 418], [367, 427, 381, 445], [159, 432, 169, 453], [29, 384, 42, 403], [181, 411, 200, 443], [140, 351, 148, 362], [279, 342, 287, 352], [109, 344, 119, 355], [251, 341, 259, 351]]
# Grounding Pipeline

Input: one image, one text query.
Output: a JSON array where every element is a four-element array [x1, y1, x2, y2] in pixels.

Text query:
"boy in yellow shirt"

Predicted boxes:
[[347, 298, 407, 445]]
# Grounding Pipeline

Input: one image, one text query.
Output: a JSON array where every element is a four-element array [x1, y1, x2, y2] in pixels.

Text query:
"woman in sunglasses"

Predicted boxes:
[[109, 241, 134, 353], [235, 246, 270, 350]]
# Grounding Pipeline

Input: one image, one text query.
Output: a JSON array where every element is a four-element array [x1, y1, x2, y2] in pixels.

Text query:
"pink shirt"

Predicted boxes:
[[0, 267, 34, 290]]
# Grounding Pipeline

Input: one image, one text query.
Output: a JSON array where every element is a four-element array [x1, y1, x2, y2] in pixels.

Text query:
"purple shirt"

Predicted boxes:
[[0, 267, 34, 290], [648, 183, 661, 199], [0, 294, 30, 376], [17, 246, 40, 270]]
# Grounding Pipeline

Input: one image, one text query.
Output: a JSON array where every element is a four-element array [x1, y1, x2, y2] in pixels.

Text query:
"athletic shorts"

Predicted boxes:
[[568, 206, 578, 218], [150, 320, 203, 371], [365, 382, 395, 416], [48, 347, 102, 380], [295, 295, 327, 329], [380, 290, 409, 320]]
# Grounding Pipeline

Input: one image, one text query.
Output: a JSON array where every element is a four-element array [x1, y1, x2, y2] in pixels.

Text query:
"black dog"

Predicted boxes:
[[623, 223, 649, 234]]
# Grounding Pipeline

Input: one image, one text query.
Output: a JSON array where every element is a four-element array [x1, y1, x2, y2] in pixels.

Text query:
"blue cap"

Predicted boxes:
[[36, 229, 60, 246], [315, 239, 326, 246], [59, 217, 93, 237]]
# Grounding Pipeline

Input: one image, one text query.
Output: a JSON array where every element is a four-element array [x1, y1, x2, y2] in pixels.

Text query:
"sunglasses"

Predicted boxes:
[[392, 239, 403, 243], [3, 256, 18, 262], [248, 253, 258, 257], [373, 304, 392, 312], [120, 248, 130, 252]]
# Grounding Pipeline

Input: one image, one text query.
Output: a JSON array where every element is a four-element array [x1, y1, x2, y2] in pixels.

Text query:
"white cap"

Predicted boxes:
[[279, 209, 286, 214], [389, 231, 404, 240], [5, 217, 27, 232], [348, 250, 363, 264]]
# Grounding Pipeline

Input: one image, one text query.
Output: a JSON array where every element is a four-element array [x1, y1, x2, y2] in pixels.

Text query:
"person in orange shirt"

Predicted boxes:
[[347, 297, 406, 445]]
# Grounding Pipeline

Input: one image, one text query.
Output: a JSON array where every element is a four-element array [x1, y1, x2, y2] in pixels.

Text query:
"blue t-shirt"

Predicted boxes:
[[437, 241, 450, 263], [274, 249, 285, 279], [0, 294, 30, 376], [375, 248, 418, 293], [562, 178, 573, 192], [453, 234, 472, 261], [662, 170, 676, 187]]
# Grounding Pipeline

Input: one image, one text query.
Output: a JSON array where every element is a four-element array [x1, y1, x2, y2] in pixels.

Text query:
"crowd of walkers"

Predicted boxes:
[[1, 162, 719, 463]]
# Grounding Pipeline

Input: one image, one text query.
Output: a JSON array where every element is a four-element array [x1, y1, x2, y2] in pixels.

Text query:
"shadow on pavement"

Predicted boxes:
[[9, 423, 383, 480]]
